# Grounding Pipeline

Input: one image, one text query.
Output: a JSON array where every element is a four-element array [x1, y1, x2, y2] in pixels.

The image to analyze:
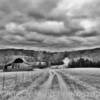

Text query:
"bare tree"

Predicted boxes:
[[0, 56, 11, 71], [37, 51, 44, 62]]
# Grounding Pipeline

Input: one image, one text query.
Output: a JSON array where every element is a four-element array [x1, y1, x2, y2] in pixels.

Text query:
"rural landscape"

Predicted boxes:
[[0, 0, 100, 100], [0, 48, 100, 100]]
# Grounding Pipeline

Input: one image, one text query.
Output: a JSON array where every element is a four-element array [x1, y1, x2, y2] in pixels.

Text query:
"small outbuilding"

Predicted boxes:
[[31, 61, 48, 69]]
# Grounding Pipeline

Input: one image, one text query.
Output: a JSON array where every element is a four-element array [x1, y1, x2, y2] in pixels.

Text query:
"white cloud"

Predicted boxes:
[[5, 22, 25, 32], [23, 21, 66, 34], [79, 19, 97, 32], [43, 36, 72, 44], [3, 34, 25, 42]]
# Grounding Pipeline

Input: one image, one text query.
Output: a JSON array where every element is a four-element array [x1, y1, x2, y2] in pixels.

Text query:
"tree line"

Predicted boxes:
[[68, 58, 100, 68]]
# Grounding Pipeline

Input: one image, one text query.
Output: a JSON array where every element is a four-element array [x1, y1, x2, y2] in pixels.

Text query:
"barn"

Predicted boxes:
[[3, 58, 33, 71]]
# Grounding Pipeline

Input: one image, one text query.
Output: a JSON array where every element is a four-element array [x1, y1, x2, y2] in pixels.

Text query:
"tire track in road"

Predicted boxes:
[[57, 70, 100, 100], [58, 70, 99, 91], [56, 71, 88, 100], [45, 70, 61, 100], [33, 70, 55, 100], [12, 70, 50, 100], [26, 71, 51, 100], [15, 69, 55, 100], [54, 70, 75, 100]]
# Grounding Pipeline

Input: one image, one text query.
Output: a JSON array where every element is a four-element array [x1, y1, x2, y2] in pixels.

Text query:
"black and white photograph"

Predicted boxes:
[[0, 0, 100, 100]]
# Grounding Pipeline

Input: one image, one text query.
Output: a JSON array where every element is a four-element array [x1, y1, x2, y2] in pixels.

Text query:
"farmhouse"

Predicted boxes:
[[3, 58, 33, 71]]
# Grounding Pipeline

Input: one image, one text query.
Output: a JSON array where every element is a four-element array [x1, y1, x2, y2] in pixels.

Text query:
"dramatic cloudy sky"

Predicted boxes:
[[0, 0, 100, 51]]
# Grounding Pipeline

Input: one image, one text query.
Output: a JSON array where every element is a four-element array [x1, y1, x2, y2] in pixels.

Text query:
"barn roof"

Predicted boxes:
[[13, 58, 24, 63]]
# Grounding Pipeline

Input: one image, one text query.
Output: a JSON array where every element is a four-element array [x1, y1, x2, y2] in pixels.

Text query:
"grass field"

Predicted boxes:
[[0, 68, 100, 100]]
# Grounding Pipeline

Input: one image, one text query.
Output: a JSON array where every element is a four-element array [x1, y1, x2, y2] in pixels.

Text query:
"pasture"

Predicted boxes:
[[0, 68, 100, 100]]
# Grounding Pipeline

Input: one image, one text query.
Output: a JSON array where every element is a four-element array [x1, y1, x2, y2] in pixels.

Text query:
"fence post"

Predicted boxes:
[[2, 72, 5, 91], [15, 72, 18, 89], [22, 72, 24, 83]]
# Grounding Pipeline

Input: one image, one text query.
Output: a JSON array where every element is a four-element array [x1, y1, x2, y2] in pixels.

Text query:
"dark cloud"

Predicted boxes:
[[27, 11, 45, 20], [0, 0, 99, 51], [76, 31, 99, 37]]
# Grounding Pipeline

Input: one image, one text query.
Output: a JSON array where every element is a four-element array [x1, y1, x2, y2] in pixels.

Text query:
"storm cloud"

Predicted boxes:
[[0, 0, 99, 51]]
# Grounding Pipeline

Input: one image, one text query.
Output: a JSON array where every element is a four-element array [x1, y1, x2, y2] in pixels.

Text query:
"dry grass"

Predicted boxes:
[[0, 68, 100, 100]]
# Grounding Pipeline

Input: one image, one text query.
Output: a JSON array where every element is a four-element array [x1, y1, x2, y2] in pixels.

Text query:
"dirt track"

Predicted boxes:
[[1, 69, 100, 100]]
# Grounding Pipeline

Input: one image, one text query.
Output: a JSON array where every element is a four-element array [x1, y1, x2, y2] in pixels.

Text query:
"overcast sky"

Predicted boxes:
[[0, 0, 100, 51]]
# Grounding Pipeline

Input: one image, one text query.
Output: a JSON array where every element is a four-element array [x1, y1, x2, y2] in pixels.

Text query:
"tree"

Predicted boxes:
[[0, 55, 12, 71], [37, 51, 44, 62], [68, 57, 100, 68]]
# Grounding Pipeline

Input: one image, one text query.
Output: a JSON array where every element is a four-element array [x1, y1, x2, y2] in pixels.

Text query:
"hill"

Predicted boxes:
[[0, 49, 66, 66], [68, 48, 100, 62], [0, 47, 100, 67]]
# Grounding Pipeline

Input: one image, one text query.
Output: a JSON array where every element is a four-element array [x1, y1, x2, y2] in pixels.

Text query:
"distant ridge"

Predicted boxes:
[[68, 47, 100, 62], [0, 47, 100, 64]]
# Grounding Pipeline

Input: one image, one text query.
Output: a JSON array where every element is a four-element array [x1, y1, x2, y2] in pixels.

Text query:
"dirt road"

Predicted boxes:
[[1, 69, 100, 100]]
